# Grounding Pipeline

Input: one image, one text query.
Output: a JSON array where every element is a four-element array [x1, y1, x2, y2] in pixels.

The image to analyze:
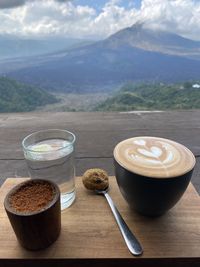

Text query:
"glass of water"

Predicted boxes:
[[22, 129, 76, 210]]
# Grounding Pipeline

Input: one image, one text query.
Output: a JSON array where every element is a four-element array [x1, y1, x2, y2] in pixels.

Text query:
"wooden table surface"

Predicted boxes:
[[0, 177, 199, 267], [0, 111, 200, 266], [0, 111, 200, 194]]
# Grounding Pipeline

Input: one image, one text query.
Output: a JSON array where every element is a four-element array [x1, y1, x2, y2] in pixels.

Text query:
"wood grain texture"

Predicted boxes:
[[0, 177, 199, 267], [4, 180, 61, 251], [0, 111, 200, 194], [0, 157, 199, 194], [0, 158, 115, 185], [0, 111, 200, 159]]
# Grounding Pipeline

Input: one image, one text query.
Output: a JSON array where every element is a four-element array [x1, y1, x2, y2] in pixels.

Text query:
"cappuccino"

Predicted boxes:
[[114, 136, 195, 178]]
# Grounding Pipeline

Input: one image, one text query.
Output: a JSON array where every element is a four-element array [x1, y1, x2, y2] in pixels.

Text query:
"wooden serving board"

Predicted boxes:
[[0, 177, 200, 267]]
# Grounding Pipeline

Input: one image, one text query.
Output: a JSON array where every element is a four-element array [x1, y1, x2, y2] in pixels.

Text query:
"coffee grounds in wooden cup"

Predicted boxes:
[[4, 179, 61, 250]]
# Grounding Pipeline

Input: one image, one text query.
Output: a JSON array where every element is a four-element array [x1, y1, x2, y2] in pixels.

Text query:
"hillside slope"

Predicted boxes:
[[94, 82, 200, 111], [0, 77, 58, 112]]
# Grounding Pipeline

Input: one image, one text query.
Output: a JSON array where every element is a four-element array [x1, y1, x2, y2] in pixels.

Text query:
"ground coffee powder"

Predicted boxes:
[[9, 180, 55, 213]]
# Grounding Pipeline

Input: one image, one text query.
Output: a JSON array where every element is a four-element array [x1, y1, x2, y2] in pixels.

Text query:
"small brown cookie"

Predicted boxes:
[[82, 168, 109, 191]]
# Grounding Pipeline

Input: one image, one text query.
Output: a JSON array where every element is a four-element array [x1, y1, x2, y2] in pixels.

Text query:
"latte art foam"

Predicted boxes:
[[114, 137, 195, 178]]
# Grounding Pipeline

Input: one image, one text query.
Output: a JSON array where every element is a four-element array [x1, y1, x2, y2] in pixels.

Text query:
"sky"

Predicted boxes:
[[0, 0, 200, 40]]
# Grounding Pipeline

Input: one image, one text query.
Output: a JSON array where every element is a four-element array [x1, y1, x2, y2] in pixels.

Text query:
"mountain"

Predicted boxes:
[[94, 82, 200, 111], [2, 23, 200, 92], [0, 77, 58, 112], [107, 23, 200, 59], [0, 34, 93, 59]]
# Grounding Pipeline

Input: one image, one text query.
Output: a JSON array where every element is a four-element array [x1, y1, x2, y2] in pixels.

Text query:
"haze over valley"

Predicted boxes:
[[0, 0, 200, 112], [1, 23, 200, 93]]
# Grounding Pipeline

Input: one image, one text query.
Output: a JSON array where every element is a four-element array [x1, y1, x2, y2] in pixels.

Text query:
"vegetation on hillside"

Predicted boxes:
[[0, 77, 58, 112], [94, 81, 200, 111], [1, 77, 200, 113]]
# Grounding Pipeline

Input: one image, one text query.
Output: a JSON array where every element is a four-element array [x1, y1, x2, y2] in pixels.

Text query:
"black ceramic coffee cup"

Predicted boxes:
[[114, 136, 196, 216]]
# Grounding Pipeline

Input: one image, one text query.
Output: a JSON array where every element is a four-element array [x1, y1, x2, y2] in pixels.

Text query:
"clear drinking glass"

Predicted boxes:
[[22, 129, 76, 210]]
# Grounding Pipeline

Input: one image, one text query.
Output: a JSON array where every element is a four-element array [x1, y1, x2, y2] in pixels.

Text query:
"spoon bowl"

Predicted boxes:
[[82, 168, 143, 256]]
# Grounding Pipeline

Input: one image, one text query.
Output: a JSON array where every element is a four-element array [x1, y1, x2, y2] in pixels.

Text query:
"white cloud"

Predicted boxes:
[[0, 0, 200, 40], [0, 1, 96, 37], [140, 0, 200, 40]]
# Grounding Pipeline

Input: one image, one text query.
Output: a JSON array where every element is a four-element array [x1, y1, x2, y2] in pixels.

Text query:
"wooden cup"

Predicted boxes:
[[4, 179, 61, 250]]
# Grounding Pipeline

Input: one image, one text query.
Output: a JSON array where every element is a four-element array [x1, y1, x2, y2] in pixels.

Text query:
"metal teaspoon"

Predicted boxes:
[[96, 187, 143, 256]]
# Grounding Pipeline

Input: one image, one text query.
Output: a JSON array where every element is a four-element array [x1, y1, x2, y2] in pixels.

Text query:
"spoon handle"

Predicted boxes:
[[104, 192, 143, 256]]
